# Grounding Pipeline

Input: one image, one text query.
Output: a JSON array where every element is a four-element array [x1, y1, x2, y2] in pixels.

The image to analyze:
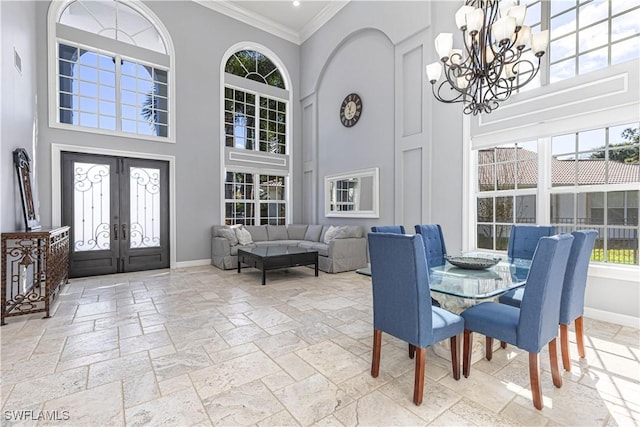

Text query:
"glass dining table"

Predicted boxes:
[[356, 253, 532, 362], [356, 253, 531, 303]]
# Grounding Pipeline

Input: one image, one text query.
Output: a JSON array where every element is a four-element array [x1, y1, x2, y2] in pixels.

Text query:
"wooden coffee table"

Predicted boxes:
[[237, 246, 319, 285]]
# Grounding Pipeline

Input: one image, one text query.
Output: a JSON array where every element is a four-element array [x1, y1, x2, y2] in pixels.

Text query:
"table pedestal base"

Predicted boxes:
[[431, 292, 500, 364]]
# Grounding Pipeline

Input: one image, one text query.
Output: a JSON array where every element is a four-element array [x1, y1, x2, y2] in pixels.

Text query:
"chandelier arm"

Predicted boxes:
[[432, 80, 466, 104]]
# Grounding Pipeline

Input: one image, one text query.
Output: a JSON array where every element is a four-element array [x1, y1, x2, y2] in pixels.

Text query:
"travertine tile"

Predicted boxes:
[[190, 351, 281, 399], [3, 366, 88, 408], [123, 371, 160, 408], [125, 387, 208, 426], [151, 347, 213, 382], [88, 351, 153, 388], [334, 390, 426, 426], [295, 340, 369, 384], [0, 266, 636, 427], [273, 373, 350, 426], [202, 379, 284, 425], [40, 381, 124, 427]]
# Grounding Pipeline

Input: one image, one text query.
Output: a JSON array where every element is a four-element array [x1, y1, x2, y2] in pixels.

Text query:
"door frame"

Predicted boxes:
[[52, 143, 177, 269]]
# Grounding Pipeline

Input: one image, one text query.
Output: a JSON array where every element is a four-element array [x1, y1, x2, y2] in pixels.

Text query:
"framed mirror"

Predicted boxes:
[[325, 168, 379, 218], [13, 148, 40, 230]]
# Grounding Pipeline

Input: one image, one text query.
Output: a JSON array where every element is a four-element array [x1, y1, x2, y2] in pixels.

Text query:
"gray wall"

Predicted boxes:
[[1, 1, 38, 232], [300, 1, 465, 251], [32, 1, 301, 262]]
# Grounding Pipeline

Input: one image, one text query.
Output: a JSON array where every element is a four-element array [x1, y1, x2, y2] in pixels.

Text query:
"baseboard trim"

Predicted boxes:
[[173, 259, 211, 268], [584, 307, 640, 328]]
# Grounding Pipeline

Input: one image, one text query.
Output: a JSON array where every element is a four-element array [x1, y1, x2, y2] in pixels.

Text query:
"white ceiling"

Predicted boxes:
[[194, 0, 350, 44]]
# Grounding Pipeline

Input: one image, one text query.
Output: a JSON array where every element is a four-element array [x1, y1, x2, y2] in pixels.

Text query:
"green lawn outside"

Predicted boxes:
[[591, 249, 639, 265]]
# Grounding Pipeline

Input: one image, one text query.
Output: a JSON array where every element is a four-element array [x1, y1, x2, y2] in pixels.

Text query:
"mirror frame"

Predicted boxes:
[[324, 167, 379, 218], [13, 148, 41, 230]]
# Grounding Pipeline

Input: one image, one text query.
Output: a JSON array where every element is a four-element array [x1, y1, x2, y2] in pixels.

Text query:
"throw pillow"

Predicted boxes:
[[323, 225, 342, 244], [235, 226, 254, 245], [219, 228, 238, 246]]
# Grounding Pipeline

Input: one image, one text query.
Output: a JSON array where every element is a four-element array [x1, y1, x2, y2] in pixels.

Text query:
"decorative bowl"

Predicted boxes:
[[444, 255, 501, 270]]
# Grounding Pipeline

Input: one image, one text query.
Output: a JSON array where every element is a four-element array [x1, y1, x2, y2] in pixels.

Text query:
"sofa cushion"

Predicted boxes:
[[304, 225, 323, 242], [298, 241, 330, 257], [245, 225, 268, 242], [235, 226, 254, 245], [287, 224, 308, 240], [267, 225, 288, 241], [219, 228, 238, 246], [344, 225, 364, 238]]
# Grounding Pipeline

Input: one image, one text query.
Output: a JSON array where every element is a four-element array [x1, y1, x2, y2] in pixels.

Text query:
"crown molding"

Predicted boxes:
[[299, 1, 350, 43], [193, 0, 350, 45], [194, 0, 301, 44]]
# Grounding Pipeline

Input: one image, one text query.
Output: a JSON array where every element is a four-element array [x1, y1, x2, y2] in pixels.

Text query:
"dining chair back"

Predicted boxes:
[[368, 232, 464, 405], [507, 225, 555, 260], [371, 225, 406, 234], [461, 234, 574, 410], [499, 229, 598, 371], [414, 224, 447, 268]]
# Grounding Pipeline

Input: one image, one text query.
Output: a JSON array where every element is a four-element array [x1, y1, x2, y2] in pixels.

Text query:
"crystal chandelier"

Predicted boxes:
[[425, 0, 549, 115]]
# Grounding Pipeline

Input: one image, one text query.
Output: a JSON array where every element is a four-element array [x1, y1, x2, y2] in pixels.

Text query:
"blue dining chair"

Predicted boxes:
[[371, 225, 406, 234], [499, 230, 598, 371], [368, 233, 464, 405], [461, 234, 574, 410], [414, 224, 447, 268], [507, 225, 555, 260]]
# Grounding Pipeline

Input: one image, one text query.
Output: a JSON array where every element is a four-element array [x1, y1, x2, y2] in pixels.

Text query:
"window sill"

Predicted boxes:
[[48, 121, 175, 144], [588, 263, 639, 282]]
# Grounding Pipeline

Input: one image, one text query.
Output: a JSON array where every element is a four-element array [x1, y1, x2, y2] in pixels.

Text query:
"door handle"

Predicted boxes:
[[113, 224, 118, 240], [122, 224, 127, 240]]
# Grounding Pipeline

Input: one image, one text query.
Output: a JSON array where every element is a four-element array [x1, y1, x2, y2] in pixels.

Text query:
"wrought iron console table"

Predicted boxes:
[[1, 226, 70, 325]]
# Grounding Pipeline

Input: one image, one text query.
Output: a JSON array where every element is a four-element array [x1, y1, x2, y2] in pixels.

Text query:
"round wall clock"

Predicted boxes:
[[339, 93, 363, 127]]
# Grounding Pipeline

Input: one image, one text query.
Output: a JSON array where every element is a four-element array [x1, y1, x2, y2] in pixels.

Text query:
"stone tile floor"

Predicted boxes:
[[1, 265, 638, 426]]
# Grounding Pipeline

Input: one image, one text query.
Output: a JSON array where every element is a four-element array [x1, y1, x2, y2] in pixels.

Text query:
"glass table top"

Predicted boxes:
[[356, 254, 532, 300], [237, 245, 317, 257]]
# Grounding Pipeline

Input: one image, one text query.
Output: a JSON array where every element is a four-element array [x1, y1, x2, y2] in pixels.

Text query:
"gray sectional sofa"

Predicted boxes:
[[211, 224, 368, 273]]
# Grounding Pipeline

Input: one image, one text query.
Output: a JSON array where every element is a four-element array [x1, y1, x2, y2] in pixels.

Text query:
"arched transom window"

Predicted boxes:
[[50, 0, 174, 140]]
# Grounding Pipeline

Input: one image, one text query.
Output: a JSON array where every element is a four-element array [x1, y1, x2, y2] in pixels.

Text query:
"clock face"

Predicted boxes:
[[340, 93, 362, 127]]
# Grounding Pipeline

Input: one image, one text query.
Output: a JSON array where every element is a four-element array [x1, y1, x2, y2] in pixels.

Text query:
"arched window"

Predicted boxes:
[[49, 0, 174, 141], [222, 47, 290, 225]]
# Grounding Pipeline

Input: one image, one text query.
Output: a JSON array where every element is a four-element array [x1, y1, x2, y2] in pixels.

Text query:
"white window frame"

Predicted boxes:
[[220, 43, 293, 225], [47, 0, 176, 143]]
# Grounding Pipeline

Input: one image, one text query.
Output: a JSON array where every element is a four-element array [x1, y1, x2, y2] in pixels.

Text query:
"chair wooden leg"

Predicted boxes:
[[560, 323, 571, 372], [450, 335, 460, 380], [528, 352, 543, 410], [409, 343, 416, 359], [371, 330, 382, 378], [463, 330, 472, 378], [575, 316, 586, 359], [413, 347, 426, 405], [500, 341, 507, 349], [549, 338, 563, 388], [485, 336, 493, 361]]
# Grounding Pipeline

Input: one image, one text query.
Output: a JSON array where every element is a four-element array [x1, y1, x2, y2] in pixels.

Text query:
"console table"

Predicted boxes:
[[1, 226, 70, 325]]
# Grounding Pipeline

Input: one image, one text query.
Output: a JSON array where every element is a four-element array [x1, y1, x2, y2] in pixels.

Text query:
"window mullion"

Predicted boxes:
[[115, 55, 122, 132]]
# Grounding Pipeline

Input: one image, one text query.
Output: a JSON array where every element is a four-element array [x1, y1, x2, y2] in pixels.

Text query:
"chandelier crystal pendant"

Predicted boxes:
[[426, 0, 549, 115]]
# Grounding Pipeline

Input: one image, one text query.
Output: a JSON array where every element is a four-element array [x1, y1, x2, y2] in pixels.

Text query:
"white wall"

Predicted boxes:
[[1, 1, 38, 232]]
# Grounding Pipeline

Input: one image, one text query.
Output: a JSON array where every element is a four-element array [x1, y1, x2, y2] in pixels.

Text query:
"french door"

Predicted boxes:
[[61, 152, 169, 278]]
